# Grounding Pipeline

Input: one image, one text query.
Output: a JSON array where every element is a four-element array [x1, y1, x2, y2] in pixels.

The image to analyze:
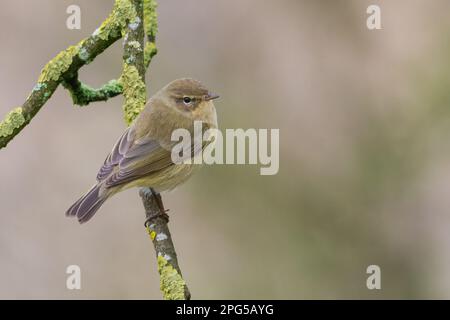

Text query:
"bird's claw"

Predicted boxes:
[[144, 210, 169, 228]]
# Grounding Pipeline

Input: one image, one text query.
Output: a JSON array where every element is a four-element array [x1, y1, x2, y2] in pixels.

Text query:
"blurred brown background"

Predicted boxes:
[[1, 0, 450, 299]]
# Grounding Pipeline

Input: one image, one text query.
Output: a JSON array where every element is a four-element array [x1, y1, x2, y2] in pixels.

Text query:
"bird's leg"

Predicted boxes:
[[141, 187, 169, 228], [152, 188, 170, 216]]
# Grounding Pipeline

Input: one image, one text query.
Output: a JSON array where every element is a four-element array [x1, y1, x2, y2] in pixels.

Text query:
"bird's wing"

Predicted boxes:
[[96, 126, 135, 181], [96, 126, 176, 188], [96, 120, 207, 189]]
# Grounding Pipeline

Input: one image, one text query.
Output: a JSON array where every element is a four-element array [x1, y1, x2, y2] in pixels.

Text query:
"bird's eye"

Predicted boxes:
[[183, 97, 192, 105]]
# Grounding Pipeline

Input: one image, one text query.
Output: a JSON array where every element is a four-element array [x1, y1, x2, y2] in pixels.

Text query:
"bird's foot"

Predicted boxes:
[[144, 211, 169, 228], [143, 188, 170, 227]]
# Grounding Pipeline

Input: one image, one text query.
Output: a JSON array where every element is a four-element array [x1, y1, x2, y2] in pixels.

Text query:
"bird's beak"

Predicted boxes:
[[205, 92, 220, 101]]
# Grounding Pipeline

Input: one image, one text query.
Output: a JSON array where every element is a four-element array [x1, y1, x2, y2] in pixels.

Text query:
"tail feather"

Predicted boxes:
[[66, 184, 108, 224]]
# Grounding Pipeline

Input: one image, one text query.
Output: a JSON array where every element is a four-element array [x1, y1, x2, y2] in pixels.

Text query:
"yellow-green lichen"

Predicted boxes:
[[144, 0, 158, 39], [94, 0, 136, 41], [157, 255, 186, 300], [128, 16, 141, 31], [149, 230, 156, 240], [0, 108, 25, 138], [120, 63, 146, 125], [128, 40, 142, 50], [64, 79, 123, 106], [38, 45, 79, 83], [144, 42, 157, 67]]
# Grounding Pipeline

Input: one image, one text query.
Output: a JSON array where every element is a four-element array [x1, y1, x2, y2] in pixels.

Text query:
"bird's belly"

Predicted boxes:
[[121, 163, 199, 193]]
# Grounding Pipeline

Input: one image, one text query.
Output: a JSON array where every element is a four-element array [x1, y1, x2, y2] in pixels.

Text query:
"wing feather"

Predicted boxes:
[[96, 124, 206, 189], [96, 127, 135, 181]]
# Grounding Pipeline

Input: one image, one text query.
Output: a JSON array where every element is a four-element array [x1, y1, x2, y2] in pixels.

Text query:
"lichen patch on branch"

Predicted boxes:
[[144, 0, 158, 40], [32, 83, 47, 93], [129, 16, 142, 31], [2, 0, 190, 301], [144, 42, 157, 68], [78, 47, 91, 63], [121, 63, 146, 125], [38, 46, 79, 83], [157, 255, 186, 300], [94, 0, 137, 41], [0, 108, 25, 138]]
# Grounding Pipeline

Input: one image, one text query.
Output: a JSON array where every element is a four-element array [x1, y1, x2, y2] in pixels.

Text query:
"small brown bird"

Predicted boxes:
[[66, 78, 219, 223]]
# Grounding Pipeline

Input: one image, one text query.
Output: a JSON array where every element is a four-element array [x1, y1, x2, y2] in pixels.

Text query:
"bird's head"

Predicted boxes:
[[162, 78, 219, 115]]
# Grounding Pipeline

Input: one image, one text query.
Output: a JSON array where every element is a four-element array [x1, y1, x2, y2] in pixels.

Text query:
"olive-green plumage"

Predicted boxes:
[[66, 78, 219, 223]]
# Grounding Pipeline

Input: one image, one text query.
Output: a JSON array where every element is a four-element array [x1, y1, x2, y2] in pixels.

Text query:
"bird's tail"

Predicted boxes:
[[66, 183, 109, 224]]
